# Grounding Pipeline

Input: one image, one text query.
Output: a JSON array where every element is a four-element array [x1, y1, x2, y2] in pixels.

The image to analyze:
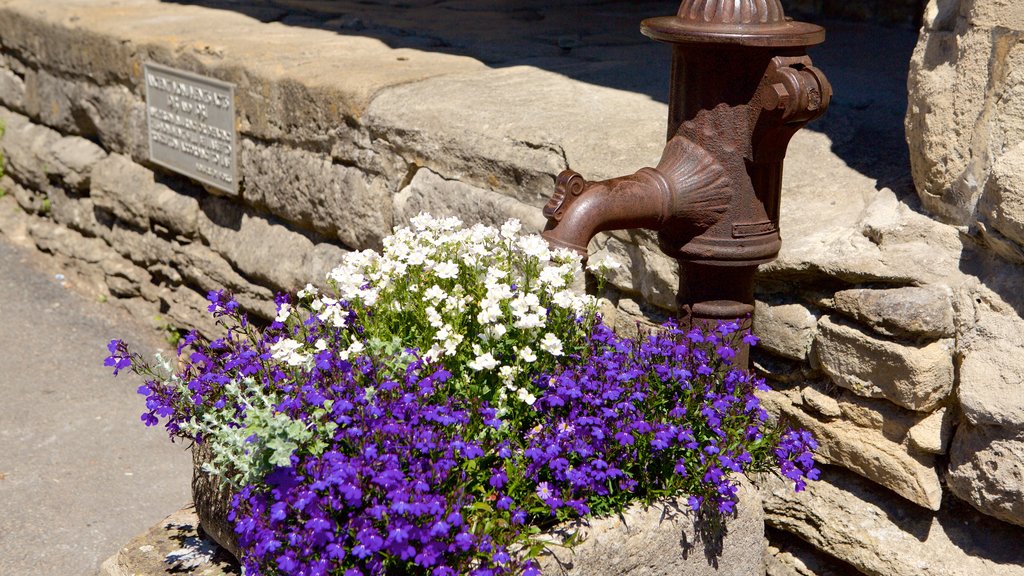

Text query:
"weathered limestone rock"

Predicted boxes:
[[0, 107, 61, 190], [814, 315, 954, 412], [907, 407, 954, 455], [198, 197, 345, 293], [980, 142, 1024, 250], [0, 67, 24, 111], [50, 134, 107, 191], [759, 467, 1024, 576], [753, 301, 819, 362], [173, 243, 277, 321], [97, 506, 239, 576], [831, 286, 954, 340], [760, 389, 942, 510], [590, 230, 680, 312], [365, 65, 665, 202], [763, 187, 963, 287], [800, 386, 841, 420], [956, 291, 1024, 429], [835, 391, 926, 442], [947, 424, 1024, 528], [24, 67, 149, 160], [907, 0, 1024, 227], [393, 167, 547, 232], [239, 139, 393, 249], [537, 477, 766, 576], [91, 154, 153, 230]]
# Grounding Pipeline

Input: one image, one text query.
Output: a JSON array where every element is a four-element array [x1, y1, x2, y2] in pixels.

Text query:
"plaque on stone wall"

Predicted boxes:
[[144, 62, 237, 194]]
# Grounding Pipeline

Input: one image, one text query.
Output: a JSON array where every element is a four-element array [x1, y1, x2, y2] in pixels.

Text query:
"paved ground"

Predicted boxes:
[[0, 237, 192, 576]]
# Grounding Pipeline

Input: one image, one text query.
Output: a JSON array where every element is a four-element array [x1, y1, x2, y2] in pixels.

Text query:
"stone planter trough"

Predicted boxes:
[[192, 445, 767, 575]]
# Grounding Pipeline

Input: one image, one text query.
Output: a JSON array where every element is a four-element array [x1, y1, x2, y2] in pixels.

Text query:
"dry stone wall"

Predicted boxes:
[[1, 0, 1023, 574]]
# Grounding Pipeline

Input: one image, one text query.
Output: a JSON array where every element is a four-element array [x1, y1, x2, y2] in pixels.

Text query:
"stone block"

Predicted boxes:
[[50, 134, 106, 191], [590, 230, 679, 312], [835, 391, 925, 442], [240, 139, 392, 248], [394, 166, 546, 232], [948, 424, 1024, 528], [366, 65, 665, 202], [0, 67, 25, 111], [537, 477, 766, 576], [957, 297, 1024, 429], [907, 407, 954, 455], [0, 107, 61, 190], [831, 285, 954, 340], [800, 386, 840, 420], [981, 142, 1024, 249], [759, 465, 1024, 576], [173, 242, 276, 321], [198, 196, 340, 293], [760, 389, 942, 510], [92, 153, 201, 237], [907, 1, 1024, 224], [97, 506, 239, 576], [753, 301, 818, 362], [91, 154, 156, 230], [814, 315, 954, 412]]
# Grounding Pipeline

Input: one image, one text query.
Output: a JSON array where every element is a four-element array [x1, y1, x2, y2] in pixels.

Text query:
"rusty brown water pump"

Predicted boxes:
[[543, 0, 831, 363]]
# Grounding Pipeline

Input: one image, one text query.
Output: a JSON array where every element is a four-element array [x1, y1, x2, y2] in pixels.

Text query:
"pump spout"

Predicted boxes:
[[542, 135, 732, 259]]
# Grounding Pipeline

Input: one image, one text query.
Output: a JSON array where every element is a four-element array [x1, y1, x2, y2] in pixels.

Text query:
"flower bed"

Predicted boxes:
[[108, 214, 818, 576]]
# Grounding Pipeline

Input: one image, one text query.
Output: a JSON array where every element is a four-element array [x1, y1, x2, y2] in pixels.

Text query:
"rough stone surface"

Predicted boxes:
[[947, 424, 1024, 528], [753, 301, 819, 362], [762, 187, 964, 287], [759, 467, 1024, 576], [588, 230, 679, 312], [239, 139, 392, 249], [538, 477, 766, 576], [91, 154, 161, 231], [50, 135, 107, 191], [814, 315, 954, 412], [97, 506, 240, 576], [907, 0, 1024, 227], [760, 389, 943, 510], [394, 167, 547, 232], [981, 141, 1024, 249], [956, 291, 1024, 429], [365, 65, 665, 203], [800, 387, 841, 420], [198, 196, 345, 293], [831, 286, 954, 340], [0, 107, 62, 190], [907, 407, 954, 455]]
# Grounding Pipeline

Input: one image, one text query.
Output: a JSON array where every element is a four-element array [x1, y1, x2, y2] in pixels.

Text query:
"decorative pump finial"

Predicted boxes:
[[676, 0, 786, 25]]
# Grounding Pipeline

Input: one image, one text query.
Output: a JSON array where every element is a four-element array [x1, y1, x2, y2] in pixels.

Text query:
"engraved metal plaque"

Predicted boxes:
[[144, 62, 237, 194]]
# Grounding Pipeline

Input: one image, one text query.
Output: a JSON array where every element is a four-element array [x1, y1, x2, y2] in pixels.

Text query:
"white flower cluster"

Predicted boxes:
[[283, 213, 599, 409]]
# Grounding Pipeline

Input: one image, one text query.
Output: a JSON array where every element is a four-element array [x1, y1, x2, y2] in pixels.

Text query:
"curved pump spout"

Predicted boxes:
[[542, 135, 732, 259]]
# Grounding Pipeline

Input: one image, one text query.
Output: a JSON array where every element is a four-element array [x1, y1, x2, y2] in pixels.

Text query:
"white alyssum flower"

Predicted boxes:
[[275, 302, 292, 323], [468, 352, 499, 371], [516, 387, 537, 406], [338, 341, 364, 361], [424, 285, 447, 303], [540, 333, 563, 356], [518, 346, 537, 363], [270, 338, 309, 367], [297, 283, 319, 299], [500, 218, 522, 240], [433, 261, 459, 279], [587, 255, 623, 276]]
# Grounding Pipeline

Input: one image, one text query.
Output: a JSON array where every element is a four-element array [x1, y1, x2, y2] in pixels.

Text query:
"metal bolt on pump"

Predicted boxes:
[[543, 0, 831, 366]]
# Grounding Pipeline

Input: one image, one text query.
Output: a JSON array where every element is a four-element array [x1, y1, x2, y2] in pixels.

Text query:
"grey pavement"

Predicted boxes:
[[0, 238, 192, 576]]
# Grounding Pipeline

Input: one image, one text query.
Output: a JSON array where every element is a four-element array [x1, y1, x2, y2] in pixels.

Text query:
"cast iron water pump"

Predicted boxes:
[[543, 0, 831, 363]]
